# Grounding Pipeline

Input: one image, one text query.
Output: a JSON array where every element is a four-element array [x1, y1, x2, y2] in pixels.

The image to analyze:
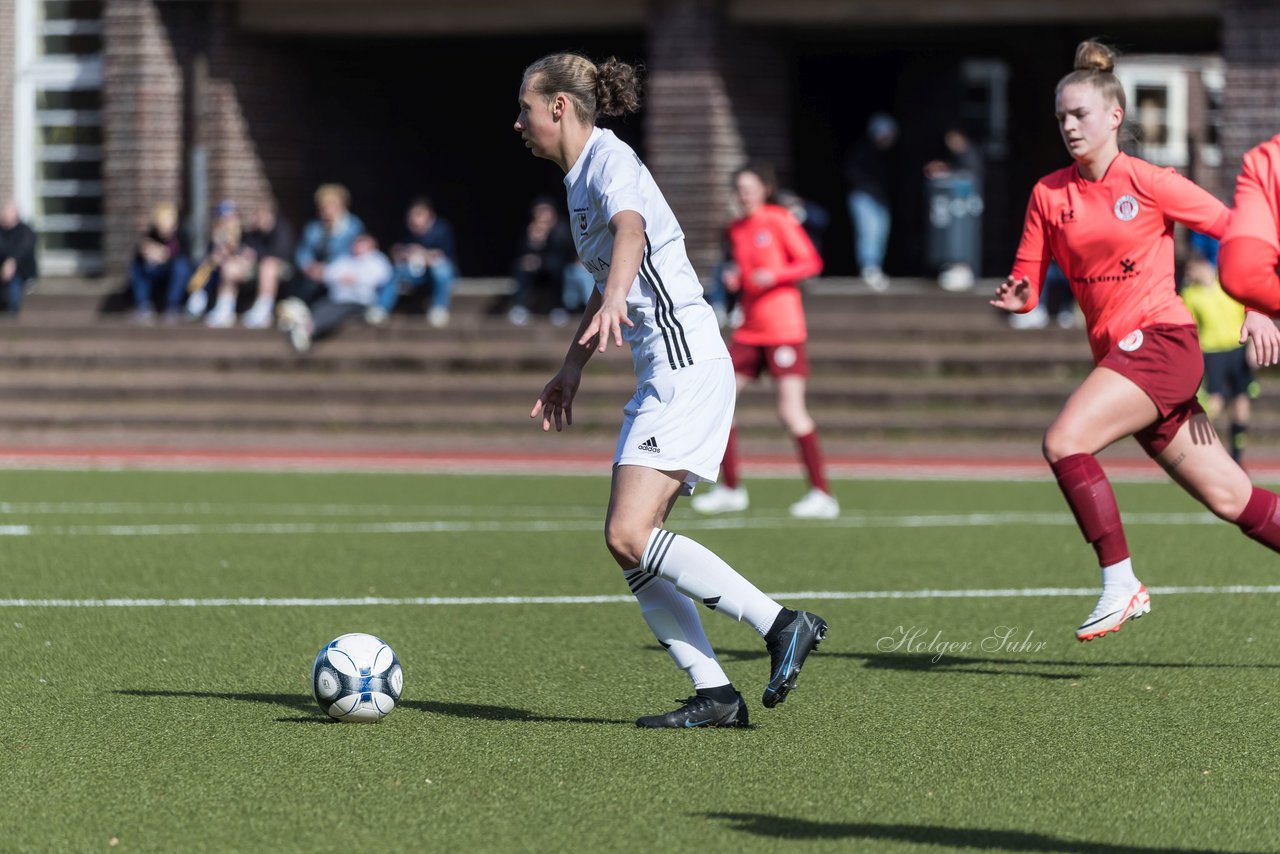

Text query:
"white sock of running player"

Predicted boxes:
[[1101, 557, 1139, 590], [623, 571, 729, 690], [640, 528, 783, 636]]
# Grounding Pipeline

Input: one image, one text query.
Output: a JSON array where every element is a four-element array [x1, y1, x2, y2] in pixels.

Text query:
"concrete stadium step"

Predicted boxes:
[[0, 368, 1083, 408], [3, 277, 1269, 451], [0, 398, 1060, 436]]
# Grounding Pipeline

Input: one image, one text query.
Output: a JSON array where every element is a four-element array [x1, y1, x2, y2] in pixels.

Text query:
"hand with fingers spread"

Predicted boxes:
[[579, 293, 633, 354], [990, 276, 1032, 313], [1241, 310, 1280, 368], [531, 365, 583, 432]]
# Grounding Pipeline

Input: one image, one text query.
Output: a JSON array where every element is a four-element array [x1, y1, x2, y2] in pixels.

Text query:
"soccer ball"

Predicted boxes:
[[311, 633, 403, 722]]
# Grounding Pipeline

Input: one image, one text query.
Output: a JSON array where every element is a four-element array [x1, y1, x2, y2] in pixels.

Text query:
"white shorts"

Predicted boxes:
[[613, 357, 735, 495]]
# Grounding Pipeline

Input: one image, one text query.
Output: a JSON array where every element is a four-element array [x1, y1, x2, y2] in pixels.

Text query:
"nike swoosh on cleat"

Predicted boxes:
[[771, 633, 799, 687], [683, 719, 712, 727]]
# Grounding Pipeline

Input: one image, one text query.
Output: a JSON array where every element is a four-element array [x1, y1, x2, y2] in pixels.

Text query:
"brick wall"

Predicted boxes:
[[644, 0, 790, 272], [1221, 0, 1280, 182], [203, 3, 308, 223], [0, 0, 15, 204], [102, 1, 307, 273], [102, 0, 188, 271]]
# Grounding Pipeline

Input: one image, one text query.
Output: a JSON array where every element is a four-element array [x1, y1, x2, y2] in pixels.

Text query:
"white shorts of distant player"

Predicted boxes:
[[613, 357, 735, 496]]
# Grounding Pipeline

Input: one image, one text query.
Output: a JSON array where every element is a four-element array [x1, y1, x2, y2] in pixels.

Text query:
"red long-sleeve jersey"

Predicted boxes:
[[727, 204, 823, 346], [1010, 152, 1228, 362]]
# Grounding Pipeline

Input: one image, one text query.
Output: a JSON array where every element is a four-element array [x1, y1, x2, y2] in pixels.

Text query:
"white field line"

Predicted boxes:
[[3, 585, 1280, 608], [0, 502, 604, 517], [0, 510, 1225, 536]]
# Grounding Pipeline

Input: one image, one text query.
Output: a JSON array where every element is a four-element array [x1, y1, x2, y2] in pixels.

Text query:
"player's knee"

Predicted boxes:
[[603, 521, 646, 568], [1041, 429, 1079, 464], [1201, 481, 1252, 521], [779, 409, 813, 436]]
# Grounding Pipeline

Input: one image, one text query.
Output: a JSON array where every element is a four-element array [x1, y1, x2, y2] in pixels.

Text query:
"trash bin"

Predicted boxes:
[[925, 171, 983, 275]]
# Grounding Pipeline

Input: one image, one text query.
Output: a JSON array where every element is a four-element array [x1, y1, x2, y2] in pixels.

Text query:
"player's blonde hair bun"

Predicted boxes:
[[1074, 40, 1116, 74]]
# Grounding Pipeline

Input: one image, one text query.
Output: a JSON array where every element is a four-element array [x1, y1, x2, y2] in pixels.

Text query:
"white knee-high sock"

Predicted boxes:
[[639, 528, 783, 636], [622, 570, 729, 690]]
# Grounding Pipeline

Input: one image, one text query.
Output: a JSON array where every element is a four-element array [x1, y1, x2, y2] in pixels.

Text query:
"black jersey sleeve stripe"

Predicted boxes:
[[643, 236, 694, 366], [641, 236, 685, 368], [637, 262, 679, 371]]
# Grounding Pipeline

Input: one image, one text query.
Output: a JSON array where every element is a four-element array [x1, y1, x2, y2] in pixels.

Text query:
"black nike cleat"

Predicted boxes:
[[635, 692, 750, 729], [762, 610, 828, 708]]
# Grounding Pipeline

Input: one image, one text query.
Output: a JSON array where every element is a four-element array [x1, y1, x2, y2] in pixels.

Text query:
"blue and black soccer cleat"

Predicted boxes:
[[635, 692, 749, 729], [762, 610, 828, 708]]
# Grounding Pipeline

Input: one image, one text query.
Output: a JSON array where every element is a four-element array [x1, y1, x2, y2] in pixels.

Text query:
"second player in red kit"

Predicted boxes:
[[992, 40, 1280, 641]]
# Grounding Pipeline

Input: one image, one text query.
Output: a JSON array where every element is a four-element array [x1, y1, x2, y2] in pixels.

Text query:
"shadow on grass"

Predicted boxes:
[[707, 647, 1280, 681], [113, 690, 630, 725], [705, 813, 1251, 853]]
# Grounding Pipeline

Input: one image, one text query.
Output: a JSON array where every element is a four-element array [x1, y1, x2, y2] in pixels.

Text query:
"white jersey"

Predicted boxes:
[[564, 127, 727, 378]]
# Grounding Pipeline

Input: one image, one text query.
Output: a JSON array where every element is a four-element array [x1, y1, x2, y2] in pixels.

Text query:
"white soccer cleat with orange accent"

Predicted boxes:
[[1076, 583, 1150, 641]]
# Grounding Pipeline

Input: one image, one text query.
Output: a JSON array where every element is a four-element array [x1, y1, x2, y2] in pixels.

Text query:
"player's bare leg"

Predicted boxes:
[[1043, 367, 1157, 640], [1156, 412, 1280, 553], [777, 374, 837, 518]]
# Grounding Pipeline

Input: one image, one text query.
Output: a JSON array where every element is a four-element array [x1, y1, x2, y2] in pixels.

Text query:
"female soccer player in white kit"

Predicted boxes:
[[517, 53, 827, 728]]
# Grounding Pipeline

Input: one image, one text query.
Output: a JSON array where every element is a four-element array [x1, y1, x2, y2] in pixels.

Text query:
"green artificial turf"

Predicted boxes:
[[2, 469, 1278, 852]]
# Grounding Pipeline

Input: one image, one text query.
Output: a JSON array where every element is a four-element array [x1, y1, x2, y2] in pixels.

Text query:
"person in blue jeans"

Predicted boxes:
[[373, 197, 457, 328], [0, 199, 37, 316], [128, 202, 192, 323], [294, 183, 364, 305], [844, 112, 897, 291]]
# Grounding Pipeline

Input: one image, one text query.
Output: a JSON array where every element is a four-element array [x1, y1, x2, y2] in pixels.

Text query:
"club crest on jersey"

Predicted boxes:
[[1114, 195, 1140, 222], [1119, 330, 1144, 352], [577, 212, 588, 233]]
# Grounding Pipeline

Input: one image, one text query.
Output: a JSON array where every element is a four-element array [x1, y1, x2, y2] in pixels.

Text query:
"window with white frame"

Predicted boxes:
[[14, 0, 105, 276], [1116, 59, 1189, 168]]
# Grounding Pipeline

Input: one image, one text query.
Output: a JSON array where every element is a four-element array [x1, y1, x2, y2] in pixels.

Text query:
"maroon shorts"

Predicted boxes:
[[1098, 323, 1206, 456], [730, 341, 810, 379]]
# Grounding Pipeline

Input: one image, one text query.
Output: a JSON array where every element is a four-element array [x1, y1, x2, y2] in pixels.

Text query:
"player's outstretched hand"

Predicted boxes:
[[1241, 311, 1280, 367], [990, 276, 1031, 313], [579, 294, 633, 353], [530, 366, 582, 433]]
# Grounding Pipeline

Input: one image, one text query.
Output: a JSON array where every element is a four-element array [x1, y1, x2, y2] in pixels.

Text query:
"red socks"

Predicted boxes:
[[721, 427, 740, 489], [795, 430, 829, 494], [1049, 453, 1130, 566], [1235, 486, 1280, 552]]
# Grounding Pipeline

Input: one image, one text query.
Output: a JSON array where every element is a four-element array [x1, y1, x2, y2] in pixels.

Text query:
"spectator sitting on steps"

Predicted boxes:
[[292, 183, 364, 306], [0, 198, 38, 317], [128, 202, 192, 324], [371, 196, 458, 329], [277, 232, 390, 354]]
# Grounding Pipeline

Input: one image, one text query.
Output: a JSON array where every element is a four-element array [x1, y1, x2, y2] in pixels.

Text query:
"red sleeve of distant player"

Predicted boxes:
[[1148, 166, 1229, 238], [1219, 140, 1280, 314], [769, 208, 823, 284], [1224, 139, 1280, 250], [1220, 238, 1280, 314], [1008, 187, 1051, 314]]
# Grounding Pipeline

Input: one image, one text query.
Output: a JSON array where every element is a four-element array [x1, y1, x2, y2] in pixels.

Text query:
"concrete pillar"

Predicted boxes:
[[0, 0, 15, 203], [645, 0, 790, 272], [102, 0, 187, 272]]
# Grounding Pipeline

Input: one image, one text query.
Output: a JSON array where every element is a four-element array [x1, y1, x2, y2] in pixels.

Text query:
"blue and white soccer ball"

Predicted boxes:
[[311, 633, 403, 722]]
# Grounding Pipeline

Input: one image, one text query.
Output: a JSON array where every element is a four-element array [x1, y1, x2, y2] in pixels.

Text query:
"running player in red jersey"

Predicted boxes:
[[692, 163, 837, 519], [1219, 134, 1280, 314], [992, 41, 1280, 641]]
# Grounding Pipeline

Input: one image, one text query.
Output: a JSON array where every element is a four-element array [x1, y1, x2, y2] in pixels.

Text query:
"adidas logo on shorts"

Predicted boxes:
[[637, 436, 660, 453]]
